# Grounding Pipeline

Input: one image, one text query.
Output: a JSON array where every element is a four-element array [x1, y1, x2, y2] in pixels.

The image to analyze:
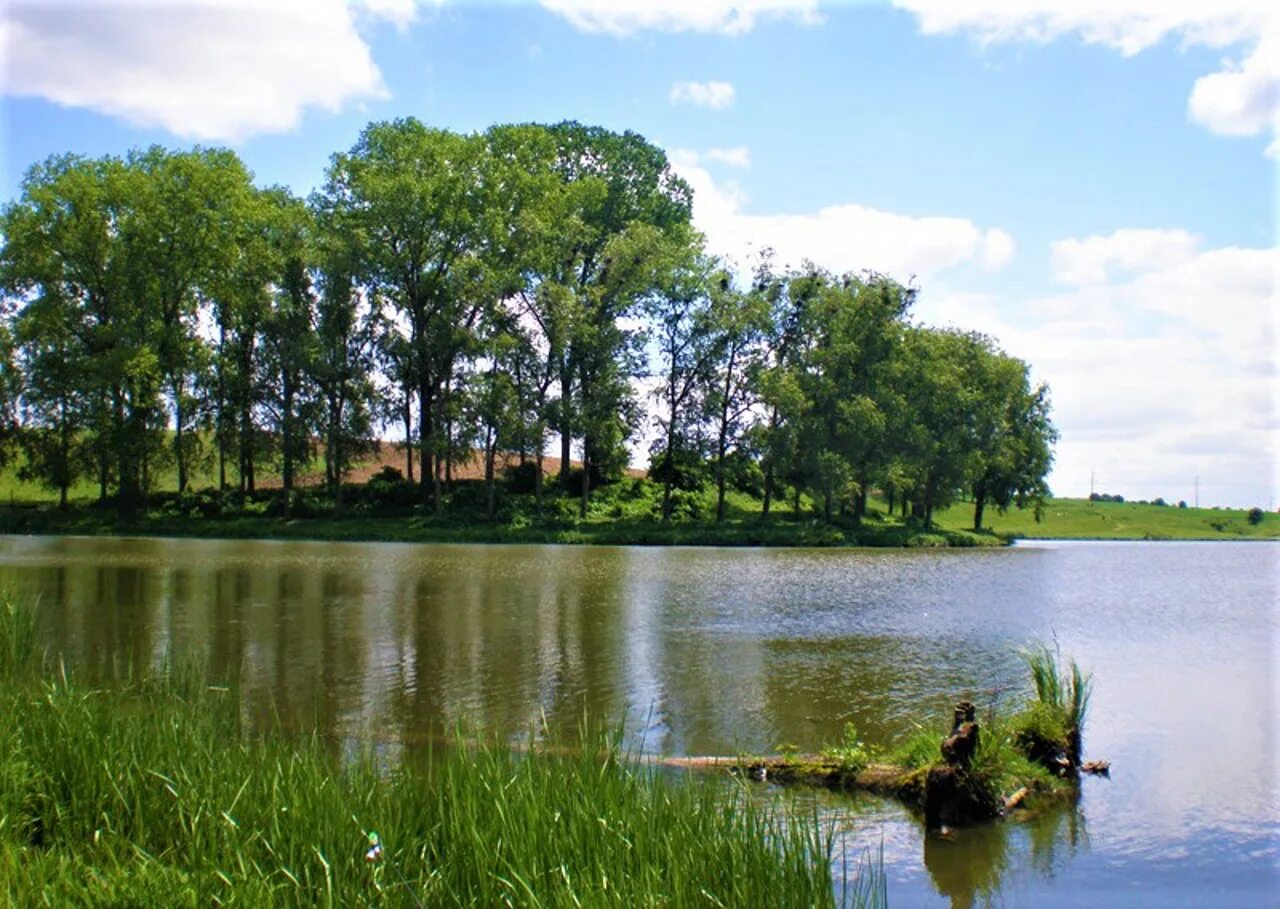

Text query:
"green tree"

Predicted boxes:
[[127, 147, 254, 494], [965, 340, 1057, 531], [311, 228, 378, 506], [259, 192, 318, 498], [646, 249, 721, 522], [1, 154, 163, 517], [705, 265, 770, 522], [12, 287, 90, 507], [540, 123, 694, 510], [319, 119, 489, 511]]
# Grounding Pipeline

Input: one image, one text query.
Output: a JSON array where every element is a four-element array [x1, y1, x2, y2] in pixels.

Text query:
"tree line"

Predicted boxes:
[[0, 118, 1055, 530]]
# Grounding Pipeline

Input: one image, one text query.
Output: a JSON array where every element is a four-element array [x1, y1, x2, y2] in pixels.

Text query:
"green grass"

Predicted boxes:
[[0, 601, 870, 908], [8, 449, 1271, 546], [933, 496, 1278, 541]]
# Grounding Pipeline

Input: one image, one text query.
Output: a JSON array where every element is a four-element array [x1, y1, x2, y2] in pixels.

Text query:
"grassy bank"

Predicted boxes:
[[933, 496, 1277, 541], [1, 466, 1273, 546], [0, 603, 875, 907], [0, 475, 1005, 549]]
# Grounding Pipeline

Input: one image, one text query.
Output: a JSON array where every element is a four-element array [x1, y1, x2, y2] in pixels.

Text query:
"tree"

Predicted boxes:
[[0, 153, 165, 517], [311, 226, 378, 507], [646, 249, 720, 522], [259, 191, 318, 499], [892, 327, 982, 527], [12, 286, 90, 507], [800, 272, 913, 521], [705, 264, 769, 522], [965, 340, 1057, 531], [127, 147, 254, 494], [539, 123, 695, 510], [319, 119, 489, 511]]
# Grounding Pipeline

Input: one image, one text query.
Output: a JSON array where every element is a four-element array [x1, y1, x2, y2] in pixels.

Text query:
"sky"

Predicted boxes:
[[1, 0, 1276, 508]]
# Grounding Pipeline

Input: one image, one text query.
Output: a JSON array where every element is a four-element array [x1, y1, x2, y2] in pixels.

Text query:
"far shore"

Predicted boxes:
[[0, 488, 1273, 548]]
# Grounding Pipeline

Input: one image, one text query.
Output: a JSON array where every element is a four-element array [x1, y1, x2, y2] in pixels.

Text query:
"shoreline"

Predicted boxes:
[[1, 510, 1275, 548]]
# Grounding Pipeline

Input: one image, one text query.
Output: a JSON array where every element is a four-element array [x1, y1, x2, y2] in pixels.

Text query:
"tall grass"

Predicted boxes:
[[0, 602, 868, 907], [0, 597, 39, 677], [1022, 644, 1092, 736]]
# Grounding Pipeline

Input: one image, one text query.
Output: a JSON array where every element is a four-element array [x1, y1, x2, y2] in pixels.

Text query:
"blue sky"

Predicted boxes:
[[2, 0, 1276, 507]]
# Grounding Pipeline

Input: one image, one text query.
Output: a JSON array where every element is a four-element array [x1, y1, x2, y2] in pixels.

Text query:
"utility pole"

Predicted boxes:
[[1194, 476, 1199, 509], [1090, 470, 1095, 501]]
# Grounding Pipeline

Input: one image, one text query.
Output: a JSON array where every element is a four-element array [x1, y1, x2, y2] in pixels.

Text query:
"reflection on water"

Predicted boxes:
[[1, 535, 1276, 907]]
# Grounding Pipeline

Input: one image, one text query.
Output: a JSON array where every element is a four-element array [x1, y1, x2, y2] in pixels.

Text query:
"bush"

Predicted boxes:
[[1247, 507, 1265, 526], [371, 465, 403, 483], [503, 460, 542, 494]]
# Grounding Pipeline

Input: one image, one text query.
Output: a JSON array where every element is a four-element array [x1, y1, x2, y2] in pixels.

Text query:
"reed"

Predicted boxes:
[[1022, 644, 1092, 737], [0, 601, 871, 907]]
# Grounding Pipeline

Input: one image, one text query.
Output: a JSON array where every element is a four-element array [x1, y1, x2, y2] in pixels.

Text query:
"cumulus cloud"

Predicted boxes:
[[671, 158, 1015, 280], [0, 0, 404, 141], [1050, 228, 1201, 285], [944, 233, 1279, 507], [704, 146, 752, 168], [669, 80, 736, 110], [893, 0, 1280, 154], [538, 0, 820, 36]]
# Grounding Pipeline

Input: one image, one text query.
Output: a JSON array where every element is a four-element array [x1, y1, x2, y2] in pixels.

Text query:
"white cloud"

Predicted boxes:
[[1050, 228, 1201, 285], [539, 0, 820, 36], [0, 0, 402, 142], [671, 158, 1015, 280], [942, 233, 1279, 508], [704, 146, 752, 168], [354, 0, 420, 30], [893, 0, 1280, 155], [669, 80, 736, 110]]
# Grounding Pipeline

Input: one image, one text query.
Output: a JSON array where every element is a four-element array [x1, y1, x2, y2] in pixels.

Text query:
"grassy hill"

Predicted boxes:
[[932, 496, 1277, 541]]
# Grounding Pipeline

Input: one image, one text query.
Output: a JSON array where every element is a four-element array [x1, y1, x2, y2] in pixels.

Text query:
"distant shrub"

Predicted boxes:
[[1247, 507, 1265, 526], [371, 465, 403, 483], [1152, 497, 1167, 507], [503, 460, 541, 494], [1178, 500, 1188, 509]]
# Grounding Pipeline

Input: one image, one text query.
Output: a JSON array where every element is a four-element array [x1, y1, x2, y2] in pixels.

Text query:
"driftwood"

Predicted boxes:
[[651, 696, 1108, 831]]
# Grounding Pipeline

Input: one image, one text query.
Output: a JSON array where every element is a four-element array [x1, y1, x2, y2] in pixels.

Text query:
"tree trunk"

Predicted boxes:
[[715, 419, 729, 523], [419, 379, 440, 512], [762, 463, 774, 519], [484, 429, 497, 521], [559, 430, 572, 485], [973, 489, 987, 532], [886, 487, 895, 517], [98, 447, 108, 505], [282, 381, 294, 493], [535, 451, 544, 507], [579, 447, 590, 518], [661, 425, 675, 524], [173, 382, 187, 494], [114, 388, 139, 520], [558, 360, 573, 483]]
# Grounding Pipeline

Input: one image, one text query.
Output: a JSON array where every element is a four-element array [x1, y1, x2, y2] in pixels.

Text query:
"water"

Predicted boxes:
[[1, 535, 1275, 906]]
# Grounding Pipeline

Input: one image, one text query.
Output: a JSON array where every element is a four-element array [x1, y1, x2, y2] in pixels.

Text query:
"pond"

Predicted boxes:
[[1, 535, 1275, 906]]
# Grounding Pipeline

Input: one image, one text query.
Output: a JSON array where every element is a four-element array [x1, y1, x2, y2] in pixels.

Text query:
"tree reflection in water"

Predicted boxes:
[[922, 798, 1087, 908]]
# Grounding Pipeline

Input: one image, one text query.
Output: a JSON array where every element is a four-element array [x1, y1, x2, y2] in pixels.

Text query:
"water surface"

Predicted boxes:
[[1, 535, 1275, 906]]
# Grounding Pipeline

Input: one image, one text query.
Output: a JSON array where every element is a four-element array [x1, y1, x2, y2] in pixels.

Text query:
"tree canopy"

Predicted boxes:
[[0, 120, 1056, 529]]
